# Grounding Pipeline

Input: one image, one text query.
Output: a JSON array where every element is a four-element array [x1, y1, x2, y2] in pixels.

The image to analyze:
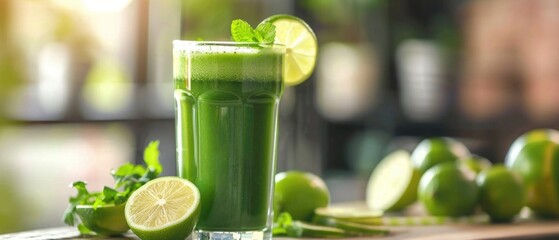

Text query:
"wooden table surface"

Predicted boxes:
[[2, 221, 559, 240], [2, 202, 559, 240]]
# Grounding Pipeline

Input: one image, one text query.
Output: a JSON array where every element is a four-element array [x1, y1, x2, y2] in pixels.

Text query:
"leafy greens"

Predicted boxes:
[[63, 141, 162, 231]]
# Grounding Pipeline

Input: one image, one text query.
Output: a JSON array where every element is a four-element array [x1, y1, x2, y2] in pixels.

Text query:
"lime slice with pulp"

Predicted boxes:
[[260, 14, 317, 86], [125, 177, 200, 240], [315, 206, 383, 220], [367, 150, 420, 211]]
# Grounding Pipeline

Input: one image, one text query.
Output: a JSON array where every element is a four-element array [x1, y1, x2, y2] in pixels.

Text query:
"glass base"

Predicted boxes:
[[192, 229, 271, 240]]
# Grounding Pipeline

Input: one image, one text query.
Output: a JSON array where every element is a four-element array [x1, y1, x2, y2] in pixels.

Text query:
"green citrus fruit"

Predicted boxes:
[[460, 154, 492, 174], [125, 177, 200, 240], [75, 204, 129, 236], [366, 150, 421, 211], [505, 129, 559, 165], [506, 139, 559, 218], [477, 165, 525, 222], [411, 137, 470, 173], [274, 171, 330, 221], [418, 162, 478, 217], [260, 14, 317, 86]]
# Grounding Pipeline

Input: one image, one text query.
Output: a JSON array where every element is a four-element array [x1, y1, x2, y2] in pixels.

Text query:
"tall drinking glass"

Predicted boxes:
[[173, 41, 284, 240]]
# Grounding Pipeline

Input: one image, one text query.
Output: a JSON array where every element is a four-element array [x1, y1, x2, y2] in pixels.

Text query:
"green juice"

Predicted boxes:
[[174, 42, 283, 232]]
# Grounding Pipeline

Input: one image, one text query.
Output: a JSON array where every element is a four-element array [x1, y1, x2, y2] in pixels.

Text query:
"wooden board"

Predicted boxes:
[[379, 222, 559, 240], [2, 202, 559, 239], [2, 222, 559, 240]]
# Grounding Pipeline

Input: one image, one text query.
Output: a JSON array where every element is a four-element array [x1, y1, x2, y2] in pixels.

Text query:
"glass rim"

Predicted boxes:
[[173, 40, 285, 49]]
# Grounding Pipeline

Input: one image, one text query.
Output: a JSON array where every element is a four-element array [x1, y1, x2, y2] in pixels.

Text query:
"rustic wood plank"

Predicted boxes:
[[0, 227, 138, 240], [3, 222, 559, 240], [380, 221, 559, 240]]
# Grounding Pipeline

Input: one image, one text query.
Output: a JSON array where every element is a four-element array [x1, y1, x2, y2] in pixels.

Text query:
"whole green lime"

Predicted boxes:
[[418, 162, 478, 217], [506, 139, 559, 218], [75, 204, 129, 236], [477, 165, 525, 222], [275, 171, 330, 221], [411, 137, 470, 174], [461, 154, 492, 174], [505, 129, 559, 165]]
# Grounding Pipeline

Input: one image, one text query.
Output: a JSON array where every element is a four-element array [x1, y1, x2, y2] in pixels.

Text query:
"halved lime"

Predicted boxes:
[[75, 204, 129, 236], [125, 177, 200, 240], [260, 14, 318, 86], [367, 150, 421, 211]]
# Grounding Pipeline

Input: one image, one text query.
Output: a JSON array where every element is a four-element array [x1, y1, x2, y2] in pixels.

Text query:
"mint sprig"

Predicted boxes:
[[63, 140, 163, 234], [273, 212, 303, 237], [231, 19, 276, 43]]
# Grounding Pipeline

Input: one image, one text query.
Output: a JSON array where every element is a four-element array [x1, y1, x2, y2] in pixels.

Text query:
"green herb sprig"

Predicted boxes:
[[63, 141, 163, 232], [231, 19, 276, 43], [273, 212, 389, 238]]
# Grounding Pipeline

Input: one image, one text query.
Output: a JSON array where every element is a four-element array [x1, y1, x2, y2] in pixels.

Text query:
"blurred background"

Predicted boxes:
[[1, 0, 559, 233]]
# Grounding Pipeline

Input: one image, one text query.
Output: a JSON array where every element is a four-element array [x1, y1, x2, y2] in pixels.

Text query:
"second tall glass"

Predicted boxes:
[[173, 41, 284, 240]]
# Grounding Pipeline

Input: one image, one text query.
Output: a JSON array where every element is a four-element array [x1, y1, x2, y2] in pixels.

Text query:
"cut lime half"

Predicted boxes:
[[260, 14, 318, 86], [125, 177, 200, 240], [75, 204, 129, 236], [367, 150, 420, 211]]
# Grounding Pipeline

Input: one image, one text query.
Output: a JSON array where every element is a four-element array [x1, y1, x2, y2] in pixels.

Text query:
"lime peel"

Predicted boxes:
[[75, 204, 129, 236]]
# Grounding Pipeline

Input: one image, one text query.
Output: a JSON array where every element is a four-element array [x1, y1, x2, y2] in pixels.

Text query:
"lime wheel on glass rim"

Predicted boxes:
[[260, 14, 318, 86]]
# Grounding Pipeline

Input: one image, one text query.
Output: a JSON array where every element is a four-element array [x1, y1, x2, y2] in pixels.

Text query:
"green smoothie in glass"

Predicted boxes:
[[173, 41, 284, 239]]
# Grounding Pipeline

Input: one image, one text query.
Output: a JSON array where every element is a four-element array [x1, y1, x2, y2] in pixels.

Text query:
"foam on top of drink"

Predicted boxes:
[[173, 41, 284, 82]]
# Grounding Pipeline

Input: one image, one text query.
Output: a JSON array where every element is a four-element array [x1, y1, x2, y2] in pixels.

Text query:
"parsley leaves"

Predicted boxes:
[[63, 140, 163, 233]]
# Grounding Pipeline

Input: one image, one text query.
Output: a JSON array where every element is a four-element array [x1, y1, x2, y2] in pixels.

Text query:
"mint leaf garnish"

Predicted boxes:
[[63, 140, 163, 234], [231, 19, 276, 44], [231, 19, 256, 42], [256, 21, 276, 43]]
